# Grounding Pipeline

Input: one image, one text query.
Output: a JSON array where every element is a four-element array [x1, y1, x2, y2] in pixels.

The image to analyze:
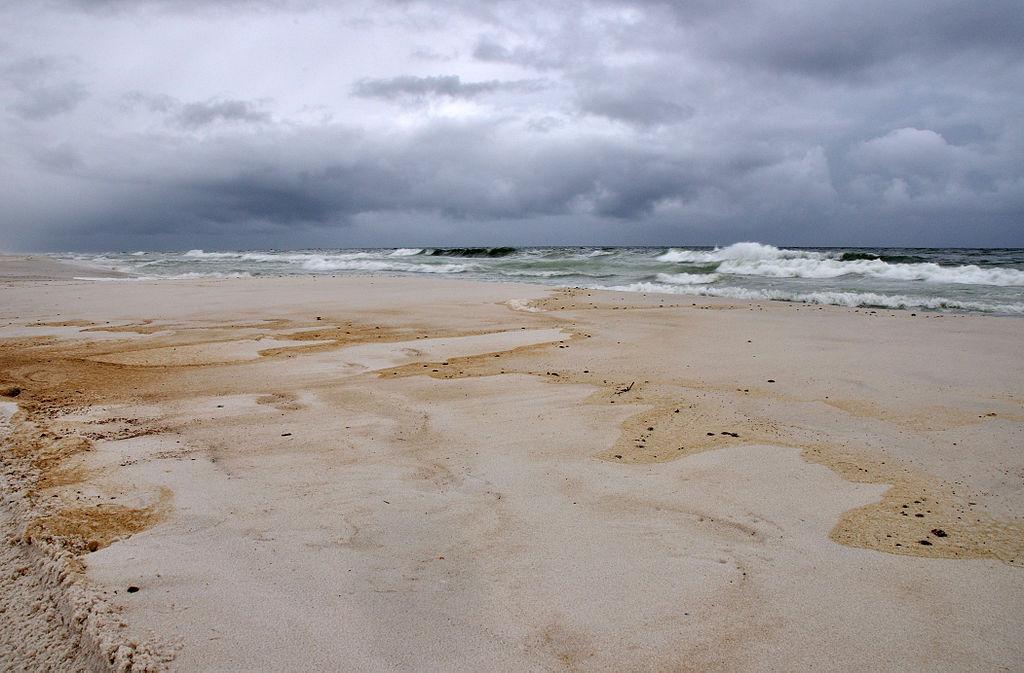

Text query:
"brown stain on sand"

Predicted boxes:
[[256, 322, 499, 359], [26, 488, 171, 552], [255, 392, 305, 412], [0, 316, 515, 535], [823, 398, 1021, 430], [3, 304, 1022, 566], [5, 419, 95, 484], [31, 319, 97, 328], [378, 300, 1024, 565], [801, 445, 1024, 564]]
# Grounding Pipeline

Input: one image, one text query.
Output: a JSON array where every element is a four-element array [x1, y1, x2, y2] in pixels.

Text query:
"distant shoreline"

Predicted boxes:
[[0, 254, 128, 282], [23, 244, 1024, 315]]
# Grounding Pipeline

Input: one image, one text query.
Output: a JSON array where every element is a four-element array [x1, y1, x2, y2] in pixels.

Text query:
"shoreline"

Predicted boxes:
[[1, 257, 1022, 670], [0, 254, 129, 282], [12, 248, 1024, 316]]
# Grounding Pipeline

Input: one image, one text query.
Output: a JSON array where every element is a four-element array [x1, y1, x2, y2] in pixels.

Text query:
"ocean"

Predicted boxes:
[[56, 242, 1024, 315]]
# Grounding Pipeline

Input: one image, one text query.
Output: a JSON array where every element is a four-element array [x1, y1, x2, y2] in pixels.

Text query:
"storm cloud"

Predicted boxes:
[[352, 75, 544, 101], [1, 0, 1022, 250], [176, 99, 271, 128]]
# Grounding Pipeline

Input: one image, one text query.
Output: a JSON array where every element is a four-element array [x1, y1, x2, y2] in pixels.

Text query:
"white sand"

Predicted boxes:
[[1, 264, 1022, 671]]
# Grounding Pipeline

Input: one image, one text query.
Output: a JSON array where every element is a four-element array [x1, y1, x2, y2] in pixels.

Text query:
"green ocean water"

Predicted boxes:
[[56, 242, 1024, 315]]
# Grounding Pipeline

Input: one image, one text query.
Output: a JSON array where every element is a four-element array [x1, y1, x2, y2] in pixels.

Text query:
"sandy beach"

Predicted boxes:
[[1, 256, 1022, 671]]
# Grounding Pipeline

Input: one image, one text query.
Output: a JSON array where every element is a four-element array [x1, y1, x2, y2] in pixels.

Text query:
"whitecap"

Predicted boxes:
[[658, 242, 828, 264], [182, 249, 241, 259], [299, 256, 469, 274], [600, 282, 1024, 314], [717, 258, 1024, 286], [654, 272, 720, 285]]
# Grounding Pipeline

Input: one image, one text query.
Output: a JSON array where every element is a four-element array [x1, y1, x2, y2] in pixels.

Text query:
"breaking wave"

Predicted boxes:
[[182, 249, 241, 259], [655, 272, 721, 285], [658, 242, 827, 263], [717, 258, 1024, 285], [57, 243, 1024, 315], [604, 282, 1024, 314], [299, 256, 470, 274], [660, 242, 1024, 286]]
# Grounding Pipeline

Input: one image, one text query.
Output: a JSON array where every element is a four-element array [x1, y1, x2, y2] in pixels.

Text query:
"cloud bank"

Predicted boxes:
[[1, 0, 1022, 250]]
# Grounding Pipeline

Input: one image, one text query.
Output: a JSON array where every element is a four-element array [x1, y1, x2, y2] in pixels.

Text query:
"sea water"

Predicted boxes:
[[55, 242, 1024, 315]]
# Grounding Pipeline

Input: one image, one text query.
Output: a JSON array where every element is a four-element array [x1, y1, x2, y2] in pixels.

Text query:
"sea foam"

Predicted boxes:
[[299, 256, 470, 274], [716, 258, 1024, 286], [655, 272, 720, 285], [603, 282, 1024, 313], [658, 242, 828, 263], [55, 244, 1024, 315], [660, 242, 1024, 286]]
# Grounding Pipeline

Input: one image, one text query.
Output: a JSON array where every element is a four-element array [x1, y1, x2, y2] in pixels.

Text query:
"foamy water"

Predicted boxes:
[[56, 243, 1024, 315]]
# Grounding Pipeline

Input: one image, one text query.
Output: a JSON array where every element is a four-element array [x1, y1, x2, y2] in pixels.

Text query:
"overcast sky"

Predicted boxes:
[[2, 0, 1022, 250]]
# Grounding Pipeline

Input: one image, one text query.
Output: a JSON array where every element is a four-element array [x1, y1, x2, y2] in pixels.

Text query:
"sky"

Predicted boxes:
[[1, 0, 1023, 251]]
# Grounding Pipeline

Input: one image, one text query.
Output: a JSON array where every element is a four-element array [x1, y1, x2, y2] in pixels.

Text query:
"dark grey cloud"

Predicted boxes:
[[0, 119, 882, 244], [472, 36, 573, 72], [176, 99, 271, 127], [1, 0, 1023, 250], [1, 56, 88, 120], [51, 0, 321, 13], [122, 91, 178, 113], [121, 92, 271, 128], [10, 81, 88, 120], [352, 75, 544, 101], [692, 0, 1024, 80], [33, 142, 84, 172], [468, 0, 1024, 80], [574, 71, 694, 128]]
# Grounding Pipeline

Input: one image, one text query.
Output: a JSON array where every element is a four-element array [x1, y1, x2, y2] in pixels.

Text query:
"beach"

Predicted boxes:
[[1, 256, 1022, 671]]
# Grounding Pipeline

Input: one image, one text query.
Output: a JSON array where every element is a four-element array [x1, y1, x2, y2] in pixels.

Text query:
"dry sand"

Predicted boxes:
[[0, 259, 1022, 671]]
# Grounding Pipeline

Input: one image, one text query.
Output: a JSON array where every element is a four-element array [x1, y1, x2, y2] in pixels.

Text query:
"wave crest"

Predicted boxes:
[[654, 272, 720, 285], [603, 282, 1024, 313], [183, 249, 241, 259], [659, 243, 1024, 286], [299, 256, 469, 274], [717, 258, 1024, 286], [658, 242, 827, 264]]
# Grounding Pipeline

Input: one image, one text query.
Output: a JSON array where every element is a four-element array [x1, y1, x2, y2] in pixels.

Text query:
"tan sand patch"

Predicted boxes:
[[799, 445, 1024, 564], [595, 397, 774, 464], [25, 489, 170, 552], [30, 320, 97, 328], [255, 392, 305, 412], [377, 320, 1023, 564], [823, 398, 1019, 430], [6, 421, 93, 478], [86, 337, 333, 366]]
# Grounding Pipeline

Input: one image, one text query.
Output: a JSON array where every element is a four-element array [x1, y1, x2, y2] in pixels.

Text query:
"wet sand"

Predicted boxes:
[[1, 260, 1022, 671]]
